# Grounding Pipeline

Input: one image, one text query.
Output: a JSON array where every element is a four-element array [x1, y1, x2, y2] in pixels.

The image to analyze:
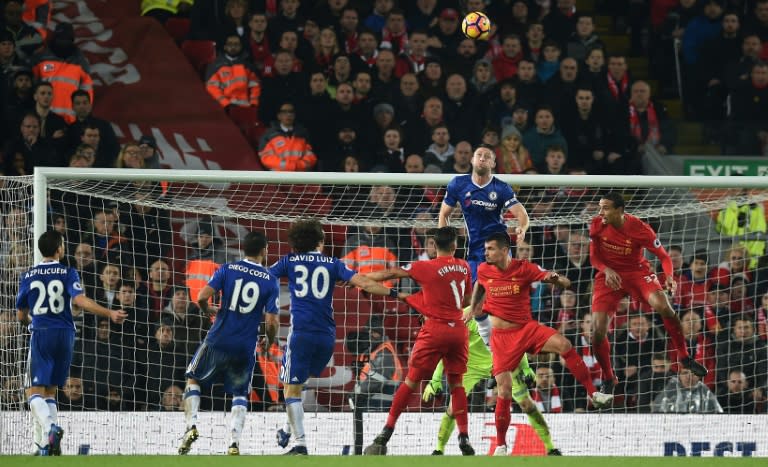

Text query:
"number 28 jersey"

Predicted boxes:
[[270, 251, 355, 336], [16, 261, 83, 331]]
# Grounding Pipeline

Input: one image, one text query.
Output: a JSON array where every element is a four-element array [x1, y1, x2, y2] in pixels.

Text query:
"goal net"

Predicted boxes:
[[1, 169, 767, 456]]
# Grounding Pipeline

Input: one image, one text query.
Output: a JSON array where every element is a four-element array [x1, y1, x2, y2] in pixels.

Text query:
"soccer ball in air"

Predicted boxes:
[[462, 11, 491, 40]]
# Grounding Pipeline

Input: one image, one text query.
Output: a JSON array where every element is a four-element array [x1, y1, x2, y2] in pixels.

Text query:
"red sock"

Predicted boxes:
[[495, 397, 511, 446], [385, 383, 412, 429], [592, 336, 615, 382], [562, 348, 597, 394], [663, 317, 690, 359], [450, 386, 469, 435]]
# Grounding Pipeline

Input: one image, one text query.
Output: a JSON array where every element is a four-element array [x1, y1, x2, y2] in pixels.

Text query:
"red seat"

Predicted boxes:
[[164, 17, 190, 44], [181, 40, 216, 77]]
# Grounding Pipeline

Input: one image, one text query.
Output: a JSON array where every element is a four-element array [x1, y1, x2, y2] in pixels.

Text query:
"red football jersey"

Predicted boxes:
[[589, 214, 662, 274], [477, 259, 548, 325], [405, 256, 472, 321]]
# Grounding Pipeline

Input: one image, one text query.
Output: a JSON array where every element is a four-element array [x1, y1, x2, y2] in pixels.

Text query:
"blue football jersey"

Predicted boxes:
[[270, 251, 355, 335], [16, 261, 83, 331], [443, 174, 518, 262], [204, 259, 280, 354]]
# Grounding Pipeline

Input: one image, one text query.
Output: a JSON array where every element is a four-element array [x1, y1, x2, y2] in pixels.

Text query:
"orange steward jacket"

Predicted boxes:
[[205, 54, 261, 108]]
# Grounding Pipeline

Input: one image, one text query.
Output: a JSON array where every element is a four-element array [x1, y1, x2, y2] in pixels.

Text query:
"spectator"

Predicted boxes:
[[684, 248, 712, 305], [391, 72, 423, 129], [83, 208, 127, 262], [496, 128, 532, 174], [371, 48, 399, 102], [115, 141, 145, 169], [94, 263, 121, 310], [422, 124, 454, 170], [744, 0, 768, 41], [681, 0, 724, 118], [353, 315, 403, 410], [613, 312, 666, 405], [442, 140, 472, 174], [57, 375, 97, 411], [756, 292, 768, 341], [426, 7, 463, 61], [32, 22, 92, 124], [532, 366, 562, 413], [258, 49, 307, 124], [675, 308, 717, 389], [723, 35, 762, 96], [699, 11, 742, 125], [163, 286, 207, 357], [71, 242, 98, 294], [566, 13, 604, 62], [80, 318, 135, 409], [355, 30, 380, 69], [114, 279, 151, 350], [652, 368, 723, 413], [136, 135, 161, 169], [469, 58, 496, 98], [728, 62, 768, 155], [450, 37, 483, 79], [716, 315, 768, 392], [544, 57, 582, 119], [486, 79, 520, 131], [137, 259, 175, 321], [561, 87, 619, 174], [2, 0, 42, 63], [557, 231, 594, 301], [492, 34, 524, 82], [3, 112, 61, 175], [214, 0, 250, 45], [718, 369, 762, 414], [337, 6, 360, 54], [121, 186, 172, 272], [31, 81, 66, 151], [537, 40, 562, 84], [205, 34, 260, 117], [599, 54, 632, 122], [542, 0, 577, 47], [628, 80, 672, 164], [525, 21, 546, 62], [523, 106, 569, 167], [2, 68, 33, 138], [636, 352, 674, 412], [161, 384, 184, 412], [341, 221, 398, 282], [515, 58, 544, 113], [442, 73, 483, 145], [560, 312, 601, 411], [380, 8, 408, 56], [245, 12, 270, 75], [583, 46, 606, 90], [327, 54, 354, 99], [258, 101, 317, 171], [535, 144, 569, 175], [364, 0, 394, 35], [555, 289, 579, 335], [68, 89, 119, 165], [142, 322, 186, 409], [403, 96, 443, 155], [406, 0, 439, 32], [710, 244, 752, 288], [371, 126, 405, 172]]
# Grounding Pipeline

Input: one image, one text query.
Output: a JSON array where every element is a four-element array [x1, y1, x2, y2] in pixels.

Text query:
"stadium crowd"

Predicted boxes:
[[0, 0, 767, 416]]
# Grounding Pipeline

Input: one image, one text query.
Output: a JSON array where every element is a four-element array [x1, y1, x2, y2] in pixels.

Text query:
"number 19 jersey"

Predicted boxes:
[[270, 251, 355, 336], [16, 260, 83, 331], [204, 259, 280, 354]]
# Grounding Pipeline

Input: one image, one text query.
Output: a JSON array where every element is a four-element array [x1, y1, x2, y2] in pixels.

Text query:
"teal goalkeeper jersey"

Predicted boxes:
[[430, 317, 493, 385]]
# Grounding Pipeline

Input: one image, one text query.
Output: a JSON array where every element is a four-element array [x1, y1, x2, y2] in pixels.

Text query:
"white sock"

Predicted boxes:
[[229, 397, 248, 446], [285, 397, 305, 446], [46, 399, 58, 425], [183, 384, 201, 429], [28, 395, 53, 434], [33, 419, 43, 450], [282, 420, 292, 434], [476, 314, 491, 346]]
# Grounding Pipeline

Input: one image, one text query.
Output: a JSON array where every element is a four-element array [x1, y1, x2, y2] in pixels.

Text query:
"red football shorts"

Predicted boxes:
[[490, 320, 557, 376], [408, 319, 468, 378], [592, 270, 664, 314]]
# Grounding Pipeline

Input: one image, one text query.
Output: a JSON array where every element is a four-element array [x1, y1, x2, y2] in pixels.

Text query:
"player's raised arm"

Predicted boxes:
[[197, 285, 218, 316], [542, 271, 571, 290], [365, 268, 411, 282], [508, 202, 530, 243], [349, 273, 400, 299], [438, 202, 454, 228], [72, 295, 127, 324], [466, 282, 486, 321]]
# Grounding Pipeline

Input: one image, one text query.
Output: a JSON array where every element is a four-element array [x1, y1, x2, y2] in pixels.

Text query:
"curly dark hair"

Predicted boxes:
[[287, 219, 325, 253]]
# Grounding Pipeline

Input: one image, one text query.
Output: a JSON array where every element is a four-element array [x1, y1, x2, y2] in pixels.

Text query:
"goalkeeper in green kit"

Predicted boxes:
[[417, 298, 561, 456]]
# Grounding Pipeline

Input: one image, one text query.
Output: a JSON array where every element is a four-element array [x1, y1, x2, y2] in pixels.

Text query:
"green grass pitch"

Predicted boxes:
[[0, 457, 764, 467]]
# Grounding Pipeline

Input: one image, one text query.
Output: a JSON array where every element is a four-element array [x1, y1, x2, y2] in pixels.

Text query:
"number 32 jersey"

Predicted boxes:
[[16, 261, 83, 331], [270, 251, 355, 336]]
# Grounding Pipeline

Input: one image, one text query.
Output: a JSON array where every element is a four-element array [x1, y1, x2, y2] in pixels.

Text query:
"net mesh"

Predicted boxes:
[[1, 173, 767, 455]]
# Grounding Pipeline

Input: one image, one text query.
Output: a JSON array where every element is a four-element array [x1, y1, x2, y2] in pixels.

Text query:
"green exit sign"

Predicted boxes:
[[684, 160, 768, 176]]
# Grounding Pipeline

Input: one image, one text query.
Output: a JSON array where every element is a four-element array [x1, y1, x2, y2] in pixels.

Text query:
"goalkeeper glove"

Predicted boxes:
[[422, 381, 443, 403], [522, 367, 536, 389]]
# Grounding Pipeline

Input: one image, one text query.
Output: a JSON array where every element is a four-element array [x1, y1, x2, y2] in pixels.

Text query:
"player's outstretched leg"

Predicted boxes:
[[364, 377, 418, 455], [227, 396, 248, 455], [179, 383, 201, 455]]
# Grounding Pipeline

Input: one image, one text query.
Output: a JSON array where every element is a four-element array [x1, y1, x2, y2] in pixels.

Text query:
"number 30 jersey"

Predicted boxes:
[[16, 260, 83, 331], [270, 251, 355, 336], [204, 259, 280, 354]]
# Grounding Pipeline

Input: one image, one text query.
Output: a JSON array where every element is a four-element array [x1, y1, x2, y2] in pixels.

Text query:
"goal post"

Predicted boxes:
[[0, 168, 765, 455]]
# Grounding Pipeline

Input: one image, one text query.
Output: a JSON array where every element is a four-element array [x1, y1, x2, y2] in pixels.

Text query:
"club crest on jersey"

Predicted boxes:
[[653, 238, 661, 248], [489, 191, 497, 200]]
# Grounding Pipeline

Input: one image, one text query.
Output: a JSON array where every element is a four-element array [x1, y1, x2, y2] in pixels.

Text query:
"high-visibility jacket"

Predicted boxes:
[[22, 0, 51, 39], [716, 200, 766, 268], [252, 343, 282, 403], [185, 258, 219, 303], [205, 55, 261, 108], [358, 340, 402, 383], [258, 124, 317, 171], [33, 52, 93, 124], [140, 0, 193, 15], [341, 233, 398, 286]]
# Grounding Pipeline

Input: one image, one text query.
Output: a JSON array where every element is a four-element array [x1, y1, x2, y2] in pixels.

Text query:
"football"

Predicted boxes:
[[462, 11, 491, 40]]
